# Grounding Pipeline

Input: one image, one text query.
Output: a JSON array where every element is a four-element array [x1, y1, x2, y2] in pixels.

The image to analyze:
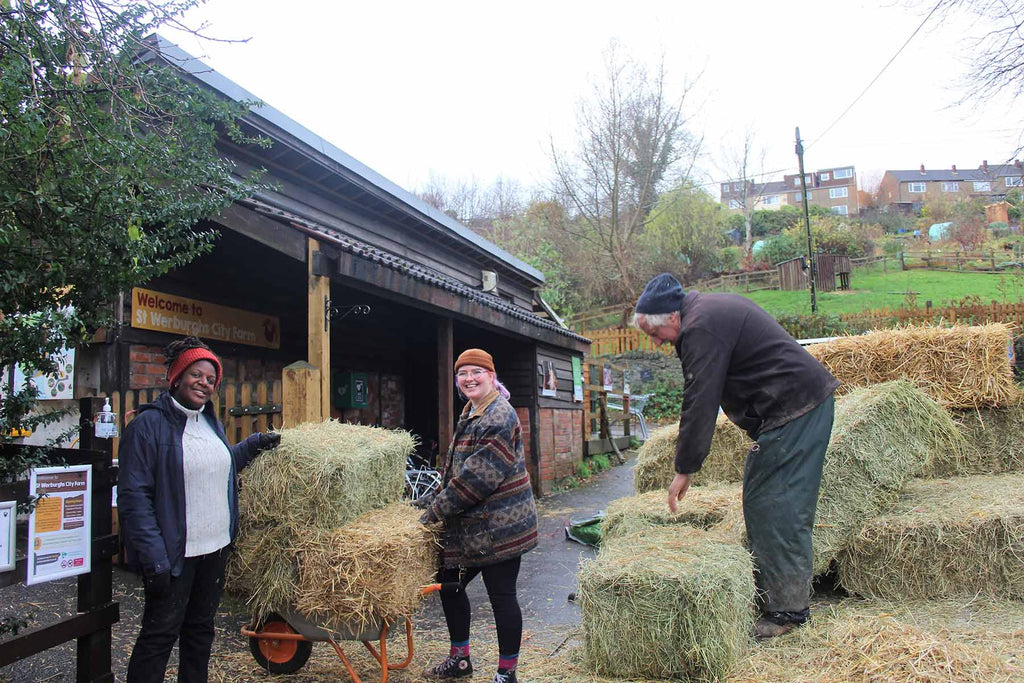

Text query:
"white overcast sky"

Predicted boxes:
[[165, 0, 1022, 198]]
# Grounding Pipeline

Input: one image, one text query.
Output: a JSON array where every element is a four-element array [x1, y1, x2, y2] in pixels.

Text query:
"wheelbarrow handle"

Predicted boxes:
[[421, 582, 464, 596]]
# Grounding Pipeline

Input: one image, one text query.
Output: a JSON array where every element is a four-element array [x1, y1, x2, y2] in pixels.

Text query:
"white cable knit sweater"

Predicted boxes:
[[171, 398, 232, 557]]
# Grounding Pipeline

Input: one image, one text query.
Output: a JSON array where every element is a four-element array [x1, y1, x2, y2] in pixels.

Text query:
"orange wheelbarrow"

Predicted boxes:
[[242, 583, 455, 682]]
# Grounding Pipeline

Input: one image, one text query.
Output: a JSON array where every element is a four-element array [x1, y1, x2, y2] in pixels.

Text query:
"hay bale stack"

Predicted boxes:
[[836, 474, 1024, 600], [578, 526, 755, 682], [633, 415, 751, 493], [226, 421, 431, 624], [813, 380, 965, 574], [294, 503, 439, 633], [239, 420, 414, 529], [805, 323, 1020, 408], [944, 404, 1024, 476], [602, 484, 744, 544]]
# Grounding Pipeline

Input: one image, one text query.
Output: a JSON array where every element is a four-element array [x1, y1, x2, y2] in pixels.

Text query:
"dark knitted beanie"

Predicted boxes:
[[635, 273, 685, 314]]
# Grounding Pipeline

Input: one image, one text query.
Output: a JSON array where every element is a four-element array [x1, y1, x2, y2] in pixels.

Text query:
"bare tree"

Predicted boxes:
[[720, 128, 767, 255], [549, 44, 701, 302], [928, 0, 1024, 154], [416, 173, 525, 233]]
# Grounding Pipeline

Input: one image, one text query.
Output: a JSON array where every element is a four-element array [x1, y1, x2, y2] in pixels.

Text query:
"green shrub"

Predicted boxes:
[[592, 453, 611, 472], [577, 460, 592, 479], [774, 312, 874, 340], [645, 380, 685, 422]]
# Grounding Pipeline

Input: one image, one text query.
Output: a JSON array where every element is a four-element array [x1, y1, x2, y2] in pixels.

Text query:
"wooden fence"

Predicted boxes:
[[110, 379, 282, 457], [587, 300, 1024, 356]]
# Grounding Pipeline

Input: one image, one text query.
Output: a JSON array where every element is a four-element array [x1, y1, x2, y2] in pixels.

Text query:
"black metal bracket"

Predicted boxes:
[[324, 296, 371, 330]]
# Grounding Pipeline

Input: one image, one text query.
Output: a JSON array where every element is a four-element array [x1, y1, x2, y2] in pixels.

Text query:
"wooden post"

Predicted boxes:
[[77, 398, 116, 683], [282, 361, 321, 427], [307, 238, 331, 420], [437, 318, 454, 470]]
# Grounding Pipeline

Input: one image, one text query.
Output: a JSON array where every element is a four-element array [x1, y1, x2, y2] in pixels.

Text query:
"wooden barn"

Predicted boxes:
[[69, 38, 590, 496], [777, 254, 852, 292]]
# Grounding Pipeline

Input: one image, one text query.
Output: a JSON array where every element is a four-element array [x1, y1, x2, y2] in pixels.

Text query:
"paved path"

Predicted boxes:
[[414, 454, 637, 648], [0, 456, 637, 681]]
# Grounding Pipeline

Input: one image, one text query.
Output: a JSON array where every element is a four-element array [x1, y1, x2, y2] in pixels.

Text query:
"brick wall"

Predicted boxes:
[[128, 344, 284, 389]]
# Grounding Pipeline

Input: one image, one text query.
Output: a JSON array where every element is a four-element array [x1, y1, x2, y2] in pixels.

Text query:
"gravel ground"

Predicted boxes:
[[0, 457, 636, 682]]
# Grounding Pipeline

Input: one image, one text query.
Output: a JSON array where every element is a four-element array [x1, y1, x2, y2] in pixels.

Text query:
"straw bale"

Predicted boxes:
[[602, 484, 744, 544], [633, 415, 751, 493], [730, 601, 1024, 683], [836, 474, 1024, 600], [226, 523, 299, 619], [805, 323, 1020, 408], [941, 404, 1024, 476], [813, 379, 965, 574], [238, 420, 415, 529], [294, 503, 440, 633], [578, 525, 756, 681]]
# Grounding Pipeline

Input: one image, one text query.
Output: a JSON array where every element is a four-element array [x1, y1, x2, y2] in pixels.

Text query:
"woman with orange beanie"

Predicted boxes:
[[118, 336, 280, 682], [420, 348, 538, 683]]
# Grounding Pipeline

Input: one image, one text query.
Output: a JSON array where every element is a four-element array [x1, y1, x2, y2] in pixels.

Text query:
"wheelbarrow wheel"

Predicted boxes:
[[248, 613, 312, 674]]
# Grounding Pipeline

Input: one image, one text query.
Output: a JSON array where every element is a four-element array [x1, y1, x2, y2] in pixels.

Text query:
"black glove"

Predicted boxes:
[[257, 432, 281, 452], [144, 570, 171, 598]]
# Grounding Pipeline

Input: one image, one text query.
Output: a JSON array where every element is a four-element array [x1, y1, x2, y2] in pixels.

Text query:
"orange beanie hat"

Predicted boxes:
[[455, 348, 494, 372]]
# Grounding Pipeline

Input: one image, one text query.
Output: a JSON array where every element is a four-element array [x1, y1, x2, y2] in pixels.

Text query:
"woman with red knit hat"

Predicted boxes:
[[420, 348, 538, 683], [118, 336, 280, 683]]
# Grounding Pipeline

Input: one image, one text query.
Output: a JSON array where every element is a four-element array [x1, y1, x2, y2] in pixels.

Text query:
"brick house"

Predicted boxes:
[[721, 165, 859, 217], [879, 161, 1024, 213]]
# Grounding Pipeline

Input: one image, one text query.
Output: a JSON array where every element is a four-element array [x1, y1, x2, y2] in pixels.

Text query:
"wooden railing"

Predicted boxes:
[[694, 269, 779, 293], [110, 379, 282, 457], [586, 300, 1024, 356]]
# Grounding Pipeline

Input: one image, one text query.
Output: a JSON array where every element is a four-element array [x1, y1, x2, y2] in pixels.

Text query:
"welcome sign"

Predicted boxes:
[[131, 287, 281, 349]]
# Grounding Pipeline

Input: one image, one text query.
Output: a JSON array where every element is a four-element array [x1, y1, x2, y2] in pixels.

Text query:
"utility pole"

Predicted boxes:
[[795, 127, 817, 314]]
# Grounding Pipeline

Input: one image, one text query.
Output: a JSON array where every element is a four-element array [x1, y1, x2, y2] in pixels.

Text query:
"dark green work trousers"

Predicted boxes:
[[743, 394, 835, 622]]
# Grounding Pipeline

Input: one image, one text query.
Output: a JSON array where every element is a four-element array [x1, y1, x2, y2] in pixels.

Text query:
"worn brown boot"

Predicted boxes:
[[753, 617, 797, 639]]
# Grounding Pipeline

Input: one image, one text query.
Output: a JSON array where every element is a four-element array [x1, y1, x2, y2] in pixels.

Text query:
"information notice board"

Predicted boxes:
[[26, 465, 92, 585]]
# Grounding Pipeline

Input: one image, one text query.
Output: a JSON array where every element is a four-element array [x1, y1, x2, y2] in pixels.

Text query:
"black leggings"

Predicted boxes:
[[438, 556, 522, 657]]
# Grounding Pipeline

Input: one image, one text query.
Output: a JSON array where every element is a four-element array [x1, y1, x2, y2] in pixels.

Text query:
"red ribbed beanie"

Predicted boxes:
[[167, 347, 222, 388]]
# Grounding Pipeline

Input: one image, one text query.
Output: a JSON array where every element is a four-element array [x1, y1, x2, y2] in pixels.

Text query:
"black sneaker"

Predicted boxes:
[[423, 654, 473, 679], [494, 669, 518, 683]]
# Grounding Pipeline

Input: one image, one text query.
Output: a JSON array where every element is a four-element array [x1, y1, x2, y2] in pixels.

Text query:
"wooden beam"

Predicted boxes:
[[437, 318, 454, 469], [307, 238, 331, 420], [282, 361, 321, 427]]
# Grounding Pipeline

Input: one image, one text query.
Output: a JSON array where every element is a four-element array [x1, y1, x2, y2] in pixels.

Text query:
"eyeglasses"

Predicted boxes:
[[456, 369, 488, 380]]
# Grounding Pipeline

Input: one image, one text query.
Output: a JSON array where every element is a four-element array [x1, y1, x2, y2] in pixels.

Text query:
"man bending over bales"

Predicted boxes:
[[633, 273, 839, 639]]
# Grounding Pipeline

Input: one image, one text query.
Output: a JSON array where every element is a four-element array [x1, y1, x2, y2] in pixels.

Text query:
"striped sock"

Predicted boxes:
[[450, 640, 470, 658], [497, 653, 519, 673]]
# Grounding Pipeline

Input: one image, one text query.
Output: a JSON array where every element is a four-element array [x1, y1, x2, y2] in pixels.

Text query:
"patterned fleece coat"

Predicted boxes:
[[422, 392, 538, 568]]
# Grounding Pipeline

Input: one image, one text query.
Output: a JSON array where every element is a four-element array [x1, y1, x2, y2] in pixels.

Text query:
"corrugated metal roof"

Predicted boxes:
[[143, 35, 545, 285], [239, 198, 591, 344]]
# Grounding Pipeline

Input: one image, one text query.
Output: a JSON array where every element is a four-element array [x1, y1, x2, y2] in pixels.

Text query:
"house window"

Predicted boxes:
[[829, 187, 848, 199], [722, 183, 730, 193], [728, 199, 742, 209], [907, 182, 926, 193], [793, 178, 801, 187], [733, 183, 744, 191], [831, 205, 849, 216], [804, 191, 813, 201], [974, 181, 992, 191], [793, 192, 803, 202], [763, 195, 780, 205], [820, 172, 831, 181], [1006, 177, 1023, 187], [833, 168, 853, 179], [941, 182, 959, 192]]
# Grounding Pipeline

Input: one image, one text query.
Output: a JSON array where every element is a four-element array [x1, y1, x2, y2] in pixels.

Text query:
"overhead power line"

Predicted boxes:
[[808, 3, 942, 151]]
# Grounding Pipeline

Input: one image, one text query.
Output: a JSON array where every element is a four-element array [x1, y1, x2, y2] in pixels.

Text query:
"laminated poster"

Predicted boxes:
[[572, 357, 584, 403], [27, 465, 92, 585]]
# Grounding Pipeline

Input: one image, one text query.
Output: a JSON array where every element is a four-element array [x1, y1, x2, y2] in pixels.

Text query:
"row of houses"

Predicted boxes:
[[721, 160, 1024, 216]]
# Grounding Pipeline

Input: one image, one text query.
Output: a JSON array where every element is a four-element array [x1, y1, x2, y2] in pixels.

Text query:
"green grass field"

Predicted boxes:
[[729, 263, 1024, 316]]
